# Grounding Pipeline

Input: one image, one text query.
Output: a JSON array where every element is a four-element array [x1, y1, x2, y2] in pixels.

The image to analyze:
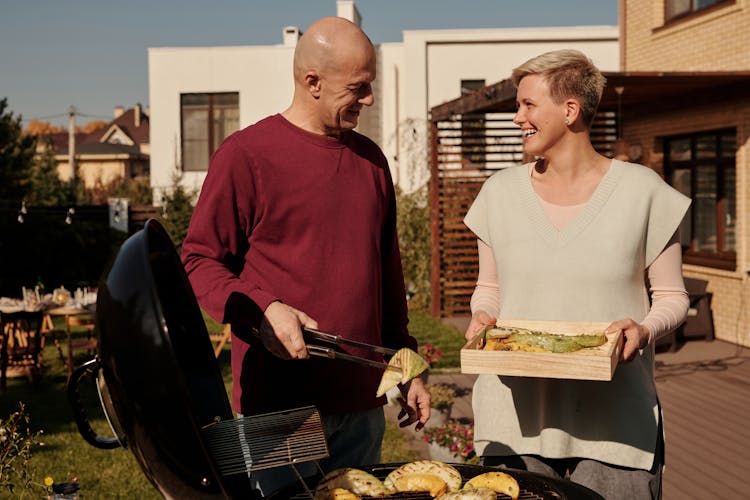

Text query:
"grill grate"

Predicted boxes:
[[278, 463, 572, 499], [286, 491, 546, 499], [202, 405, 329, 476]]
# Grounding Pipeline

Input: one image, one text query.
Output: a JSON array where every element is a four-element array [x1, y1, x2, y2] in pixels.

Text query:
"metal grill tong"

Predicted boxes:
[[302, 327, 402, 375]]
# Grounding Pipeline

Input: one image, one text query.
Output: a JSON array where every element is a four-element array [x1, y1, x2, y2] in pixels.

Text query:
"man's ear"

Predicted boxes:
[[305, 70, 322, 98]]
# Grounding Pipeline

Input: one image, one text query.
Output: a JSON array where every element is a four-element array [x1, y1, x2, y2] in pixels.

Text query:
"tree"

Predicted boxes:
[[24, 119, 63, 136], [83, 176, 153, 206], [25, 136, 68, 206], [159, 171, 197, 254], [396, 184, 431, 310], [0, 98, 36, 202]]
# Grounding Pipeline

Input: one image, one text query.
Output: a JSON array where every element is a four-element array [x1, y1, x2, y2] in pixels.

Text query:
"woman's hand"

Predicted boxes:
[[606, 318, 650, 363], [465, 310, 497, 344]]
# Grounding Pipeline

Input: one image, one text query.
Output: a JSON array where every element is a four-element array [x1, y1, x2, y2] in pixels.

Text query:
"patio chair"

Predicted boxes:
[[210, 324, 232, 358], [1, 310, 44, 392], [678, 277, 715, 342]]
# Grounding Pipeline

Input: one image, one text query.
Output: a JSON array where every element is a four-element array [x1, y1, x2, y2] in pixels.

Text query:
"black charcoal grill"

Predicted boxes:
[[66, 219, 329, 499], [66, 219, 603, 500]]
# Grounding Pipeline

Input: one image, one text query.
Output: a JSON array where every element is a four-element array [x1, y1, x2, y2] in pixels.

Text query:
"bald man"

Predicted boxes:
[[182, 16, 430, 495]]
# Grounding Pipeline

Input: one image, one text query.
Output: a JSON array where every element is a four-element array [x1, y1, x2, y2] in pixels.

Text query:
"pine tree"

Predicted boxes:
[[0, 98, 36, 202], [159, 171, 197, 254], [25, 136, 69, 206]]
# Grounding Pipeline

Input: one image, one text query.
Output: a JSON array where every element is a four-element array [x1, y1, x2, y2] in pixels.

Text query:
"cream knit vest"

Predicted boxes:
[[464, 159, 691, 470]]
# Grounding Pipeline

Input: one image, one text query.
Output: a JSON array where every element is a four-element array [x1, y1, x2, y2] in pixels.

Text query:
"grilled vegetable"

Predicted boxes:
[[375, 348, 429, 397], [384, 460, 462, 493], [464, 471, 520, 500], [436, 487, 497, 499], [314, 468, 386, 499], [391, 472, 447, 497], [320, 488, 361, 500], [485, 326, 606, 353]]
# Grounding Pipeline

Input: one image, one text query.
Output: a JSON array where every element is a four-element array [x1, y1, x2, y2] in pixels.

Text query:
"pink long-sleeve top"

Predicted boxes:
[[471, 197, 689, 344]]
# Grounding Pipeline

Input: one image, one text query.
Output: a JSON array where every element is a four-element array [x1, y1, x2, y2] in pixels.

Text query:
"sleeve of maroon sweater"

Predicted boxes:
[[181, 138, 278, 324], [379, 156, 417, 353]]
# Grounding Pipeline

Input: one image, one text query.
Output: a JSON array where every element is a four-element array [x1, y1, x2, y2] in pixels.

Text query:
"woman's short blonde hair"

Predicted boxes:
[[511, 49, 606, 127]]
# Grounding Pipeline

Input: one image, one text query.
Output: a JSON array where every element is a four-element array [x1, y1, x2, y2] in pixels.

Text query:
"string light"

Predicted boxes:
[[17, 199, 27, 223], [113, 200, 123, 223], [65, 207, 75, 225]]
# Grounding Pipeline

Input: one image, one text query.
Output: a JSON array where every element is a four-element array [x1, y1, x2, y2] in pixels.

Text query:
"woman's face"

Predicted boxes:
[[513, 74, 567, 157]]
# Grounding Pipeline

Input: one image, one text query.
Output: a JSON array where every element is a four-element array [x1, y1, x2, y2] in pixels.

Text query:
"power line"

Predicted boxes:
[[27, 109, 117, 123], [27, 113, 68, 121]]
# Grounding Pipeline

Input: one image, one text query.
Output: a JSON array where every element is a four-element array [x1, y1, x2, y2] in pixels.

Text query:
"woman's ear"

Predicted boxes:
[[564, 99, 581, 125], [305, 70, 322, 98]]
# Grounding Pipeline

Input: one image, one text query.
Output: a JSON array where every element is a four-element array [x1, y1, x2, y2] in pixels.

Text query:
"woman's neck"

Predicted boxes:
[[530, 147, 611, 206]]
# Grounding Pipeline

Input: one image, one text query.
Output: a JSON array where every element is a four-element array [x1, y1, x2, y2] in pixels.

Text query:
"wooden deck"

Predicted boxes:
[[386, 339, 750, 498]]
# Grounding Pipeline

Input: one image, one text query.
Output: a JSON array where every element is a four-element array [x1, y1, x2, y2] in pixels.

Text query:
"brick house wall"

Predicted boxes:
[[622, 0, 750, 347], [623, 0, 750, 70]]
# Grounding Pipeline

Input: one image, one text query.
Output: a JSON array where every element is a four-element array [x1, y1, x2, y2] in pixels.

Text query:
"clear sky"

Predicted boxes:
[[0, 0, 618, 128]]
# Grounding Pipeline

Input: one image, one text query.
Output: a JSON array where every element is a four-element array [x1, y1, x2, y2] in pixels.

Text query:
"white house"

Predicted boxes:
[[148, 1, 618, 199]]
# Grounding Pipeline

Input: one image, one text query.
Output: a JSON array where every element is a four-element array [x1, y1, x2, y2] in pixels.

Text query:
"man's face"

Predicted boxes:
[[316, 48, 376, 136]]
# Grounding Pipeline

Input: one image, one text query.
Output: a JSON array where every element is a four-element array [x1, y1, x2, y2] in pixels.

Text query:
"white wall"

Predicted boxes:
[[148, 25, 618, 198], [148, 45, 294, 200], [386, 26, 620, 190]]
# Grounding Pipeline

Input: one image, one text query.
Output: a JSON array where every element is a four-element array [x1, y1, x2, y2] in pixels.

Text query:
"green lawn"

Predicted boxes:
[[0, 308, 463, 498]]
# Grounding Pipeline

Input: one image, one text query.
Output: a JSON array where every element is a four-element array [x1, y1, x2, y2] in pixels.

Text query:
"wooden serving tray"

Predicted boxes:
[[460, 319, 622, 381]]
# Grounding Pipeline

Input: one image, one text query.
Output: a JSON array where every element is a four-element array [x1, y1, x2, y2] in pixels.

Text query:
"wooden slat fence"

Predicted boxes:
[[429, 110, 617, 317]]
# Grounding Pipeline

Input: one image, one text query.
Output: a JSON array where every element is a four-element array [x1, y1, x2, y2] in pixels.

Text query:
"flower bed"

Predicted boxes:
[[423, 419, 477, 462]]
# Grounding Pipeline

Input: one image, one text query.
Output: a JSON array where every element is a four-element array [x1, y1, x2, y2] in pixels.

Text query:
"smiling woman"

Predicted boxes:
[[462, 49, 691, 500]]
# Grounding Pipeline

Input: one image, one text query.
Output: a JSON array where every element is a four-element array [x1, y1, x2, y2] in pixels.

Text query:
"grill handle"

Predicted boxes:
[[67, 358, 122, 450]]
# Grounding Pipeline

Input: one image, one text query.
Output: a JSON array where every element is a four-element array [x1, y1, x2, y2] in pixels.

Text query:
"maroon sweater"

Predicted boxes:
[[182, 114, 415, 415]]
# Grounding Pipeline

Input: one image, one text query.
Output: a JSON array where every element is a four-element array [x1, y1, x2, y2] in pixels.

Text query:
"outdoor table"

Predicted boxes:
[[46, 305, 96, 377]]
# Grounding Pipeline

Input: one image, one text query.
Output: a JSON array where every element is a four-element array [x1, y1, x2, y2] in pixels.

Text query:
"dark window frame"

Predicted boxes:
[[664, 128, 736, 270], [663, 0, 734, 25], [180, 92, 239, 172]]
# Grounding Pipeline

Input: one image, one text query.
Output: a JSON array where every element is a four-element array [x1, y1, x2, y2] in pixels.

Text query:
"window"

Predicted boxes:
[[664, 129, 736, 270], [180, 92, 239, 171], [460, 80, 486, 167], [461, 79, 485, 97], [665, 0, 733, 22]]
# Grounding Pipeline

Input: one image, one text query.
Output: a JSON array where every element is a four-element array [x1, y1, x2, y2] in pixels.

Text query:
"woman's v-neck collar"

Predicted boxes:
[[516, 159, 624, 247]]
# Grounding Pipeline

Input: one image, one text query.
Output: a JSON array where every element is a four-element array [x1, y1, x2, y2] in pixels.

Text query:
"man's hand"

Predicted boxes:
[[607, 318, 649, 363], [465, 310, 496, 344], [259, 301, 318, 359], [396, 376, 431, 431]]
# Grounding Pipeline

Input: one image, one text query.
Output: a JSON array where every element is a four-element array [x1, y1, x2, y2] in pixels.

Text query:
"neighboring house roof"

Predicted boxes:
[[83, 106, 149, 146], [40, 105, 149, 157], [41, 131, 89, 151]]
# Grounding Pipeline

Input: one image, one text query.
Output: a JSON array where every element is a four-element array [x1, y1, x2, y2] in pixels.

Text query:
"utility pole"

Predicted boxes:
[[68, 105, 76, 203]]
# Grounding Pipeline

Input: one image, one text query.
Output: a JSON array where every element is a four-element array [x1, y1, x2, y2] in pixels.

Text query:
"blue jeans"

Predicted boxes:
[[240, 406, 385, 497]]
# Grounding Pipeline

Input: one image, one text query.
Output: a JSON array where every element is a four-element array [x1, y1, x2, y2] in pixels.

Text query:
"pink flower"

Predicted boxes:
[[423, 419, 476, 461], [419, 343, 443, 367]]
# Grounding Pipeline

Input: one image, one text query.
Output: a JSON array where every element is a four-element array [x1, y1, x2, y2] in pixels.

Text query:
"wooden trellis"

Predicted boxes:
[[429, 81, 617, 318]]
